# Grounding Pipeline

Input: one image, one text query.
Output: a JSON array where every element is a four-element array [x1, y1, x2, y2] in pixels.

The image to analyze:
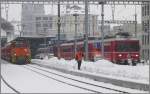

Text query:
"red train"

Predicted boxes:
[[52, 37, 140, 65], [103, 38, 140, 65], [1, 40, 31, 64]]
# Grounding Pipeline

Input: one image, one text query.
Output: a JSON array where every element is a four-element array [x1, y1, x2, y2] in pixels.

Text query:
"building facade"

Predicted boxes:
[[34, 14, 98, 40], [141, 3, 150, 62], [22, 4, 99, 40], [21, 4, 45, 37]]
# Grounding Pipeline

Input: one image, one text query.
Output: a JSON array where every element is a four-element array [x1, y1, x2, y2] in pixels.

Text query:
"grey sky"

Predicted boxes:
[[1, 4, 141, 22]]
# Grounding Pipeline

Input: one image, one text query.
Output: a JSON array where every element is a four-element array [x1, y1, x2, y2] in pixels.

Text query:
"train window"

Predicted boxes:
[[15, 42, 28, 48], [116, 42, 139, 52], [62, 47, 72, 52], [94, 42, 101, 48]]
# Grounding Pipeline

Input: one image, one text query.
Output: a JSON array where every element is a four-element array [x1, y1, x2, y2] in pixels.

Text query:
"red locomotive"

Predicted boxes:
[[52, 37, 140, 65], [1, 40, 31, 64], [103, 38, 140, 65]]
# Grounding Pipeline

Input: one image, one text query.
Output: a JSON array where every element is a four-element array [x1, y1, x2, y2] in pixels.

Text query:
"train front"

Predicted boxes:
[[11, 42, 31, 65], [115, 40, 140, 65]]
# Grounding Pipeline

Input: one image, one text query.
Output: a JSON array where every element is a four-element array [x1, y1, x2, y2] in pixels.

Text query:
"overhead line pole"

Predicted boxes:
[[100, 1, 105, 58], [57, 1, 61, 59], [135, 13, 137, 37], [134, 6, 137, 38], [0, 3, 1, 48], [85, 0, 89, 61], [0, 2, 2, 89]]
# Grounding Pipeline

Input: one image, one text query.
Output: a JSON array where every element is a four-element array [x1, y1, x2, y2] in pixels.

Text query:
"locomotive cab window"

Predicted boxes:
[[116, 42, 139, 52], [15, 42, 28, 48]]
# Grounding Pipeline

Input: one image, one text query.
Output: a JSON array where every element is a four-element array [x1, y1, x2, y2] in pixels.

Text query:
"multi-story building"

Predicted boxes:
[[21, 4, 99, 40], [35, 14, 98, 40], [141, 3, 150, 62], [21, 4, 45, 37]]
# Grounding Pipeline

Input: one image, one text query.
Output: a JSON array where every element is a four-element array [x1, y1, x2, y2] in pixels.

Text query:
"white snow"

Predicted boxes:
[[1, 79, 16, 93], [1, 57, 149, 93], [1, 60, 92, 93], [32, 57, 149, 84]]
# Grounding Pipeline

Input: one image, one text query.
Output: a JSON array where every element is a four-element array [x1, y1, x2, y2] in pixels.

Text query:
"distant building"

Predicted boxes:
[[1, 18, 14, 42], [21, 4, 45, 37], [141, 3, 150, 61], [61, 14, 98, 40], [22, 4, 98, 40]]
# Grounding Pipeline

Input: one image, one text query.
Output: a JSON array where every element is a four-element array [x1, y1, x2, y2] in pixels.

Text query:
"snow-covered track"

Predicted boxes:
[[1, 75, 21, 94], [23, 64, 143, 93], [31, 62, 149, 91], [22, 65, 104, 93]]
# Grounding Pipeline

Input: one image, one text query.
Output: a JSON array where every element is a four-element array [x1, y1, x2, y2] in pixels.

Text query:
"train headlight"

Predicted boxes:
[[135, 54, 139, 57], [26, 54, 30, 56], [24, 49, 27, 52], [118, 54, 122, 57]]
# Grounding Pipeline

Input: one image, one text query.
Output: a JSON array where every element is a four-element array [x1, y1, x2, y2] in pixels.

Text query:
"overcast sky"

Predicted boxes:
[[1, 4, 141, 23]]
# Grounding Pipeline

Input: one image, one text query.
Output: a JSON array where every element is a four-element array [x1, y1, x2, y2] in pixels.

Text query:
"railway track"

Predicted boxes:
[[1, 75, 20, 94], [22, 64, 139, 93]]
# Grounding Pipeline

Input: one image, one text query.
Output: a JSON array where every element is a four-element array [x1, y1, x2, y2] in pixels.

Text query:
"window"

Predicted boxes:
[[62, 47, 72, 52], [36, 17, 41, 20], [49, 23, 52, 28], [147, 5, 149, 15], [43, 23, 48, 27], [116, 42, 139, 52], [36, 23, 41, 27], [142, 35, 144, 45], [43, 17, 48, 20], [49, 17, 52, 20], [142, 6, 144, 16]]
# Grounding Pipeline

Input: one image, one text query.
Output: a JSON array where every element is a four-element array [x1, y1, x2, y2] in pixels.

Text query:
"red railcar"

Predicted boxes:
[[53, 37, 140, 65], [53, 40, 102, 61], [1, 40, 31, 64], [103, 38, 140, 65]]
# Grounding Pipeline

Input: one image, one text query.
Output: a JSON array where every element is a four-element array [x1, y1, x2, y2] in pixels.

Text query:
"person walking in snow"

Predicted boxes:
[[75, 48, 84, 70]]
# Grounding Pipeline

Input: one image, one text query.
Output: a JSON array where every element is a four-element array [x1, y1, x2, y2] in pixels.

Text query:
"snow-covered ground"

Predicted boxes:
[[1, 60, 92, 93], [1, 59, 148, 93], [32, 57, 149, 84]]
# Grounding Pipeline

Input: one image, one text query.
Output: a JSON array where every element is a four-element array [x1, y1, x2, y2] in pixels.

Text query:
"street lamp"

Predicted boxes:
[[73, 13, 79, 58], [21, 24, 25, 37], [99, 1, 106, 58], [39, 28, 47, 57]]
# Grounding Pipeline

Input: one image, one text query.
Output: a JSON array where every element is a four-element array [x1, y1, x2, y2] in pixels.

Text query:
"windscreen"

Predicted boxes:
[[15, 41, 28, 48], [116, 41, 139, 52]]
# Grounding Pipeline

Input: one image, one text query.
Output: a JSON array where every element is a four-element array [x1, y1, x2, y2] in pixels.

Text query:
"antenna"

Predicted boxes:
[[111, 4, 115, 21], [5, 3, 9, 21]]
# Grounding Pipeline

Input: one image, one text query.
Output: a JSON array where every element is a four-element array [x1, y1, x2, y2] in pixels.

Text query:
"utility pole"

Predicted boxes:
[[134, 5, 137, 38], [17, 24, 21, 37], [0, 2, 1, 66], [5, 4, 9, 21], [100, 2, 105, 58], [85, 0, 89, 60], [44, 28, 47, 56], [148, 29, 150, 64], [134, 13, 137, 38], [73, 14, 78, 58], [57, 1, 61, 59]]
